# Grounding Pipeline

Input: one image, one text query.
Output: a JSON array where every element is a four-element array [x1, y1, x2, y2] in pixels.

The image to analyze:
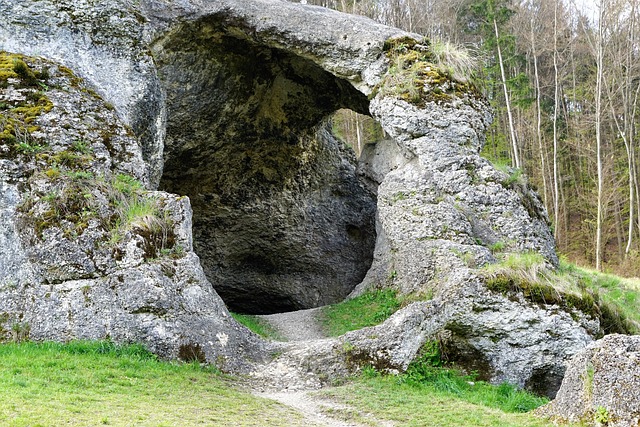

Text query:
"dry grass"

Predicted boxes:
[[430, 40, 481, 83]]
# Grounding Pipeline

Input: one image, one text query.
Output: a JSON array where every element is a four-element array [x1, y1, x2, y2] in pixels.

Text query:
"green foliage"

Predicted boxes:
[[489, 241, 507, 253], [461, 0, 532, 106], [594, 406, 610, 424], [583, 363, 595, 399], [71, 139, 92, 154], [112, 173, 144, 195], [15, 140, 46, 154], [403, 367, 547, 413], [321, 289, 401, 337], [230, 313, 281, 340], [0, 341, 306, 426]]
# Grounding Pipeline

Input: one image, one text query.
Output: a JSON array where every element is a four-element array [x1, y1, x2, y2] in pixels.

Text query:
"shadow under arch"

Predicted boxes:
[[153, 15, 382, 314]]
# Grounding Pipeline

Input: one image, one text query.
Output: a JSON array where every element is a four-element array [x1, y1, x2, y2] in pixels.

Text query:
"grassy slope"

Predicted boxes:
[[483, 253, 640, 333], [0, 341, 306, 427], [320, 289, 401, 337], [321, 377, 555, 427], [230, 312, 282, 340]]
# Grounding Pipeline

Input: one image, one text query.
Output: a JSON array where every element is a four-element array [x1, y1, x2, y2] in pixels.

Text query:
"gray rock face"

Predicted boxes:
[[536, 334, 640, 426], [0, 0, 595, 393], [0, 54, 268, 371], [354, 96, 557, 296]]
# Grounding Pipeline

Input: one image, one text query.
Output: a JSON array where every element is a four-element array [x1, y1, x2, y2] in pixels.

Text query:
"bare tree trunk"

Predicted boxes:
[[595, 0, 605, 271], [531, 19, 548, 208], [552, 0, 561, 239], [494, 17, 520, 169], [355, 110, 363, 156]]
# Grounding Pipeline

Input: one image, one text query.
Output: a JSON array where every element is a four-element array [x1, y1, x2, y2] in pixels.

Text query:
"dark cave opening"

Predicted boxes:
[[154, 16, 379, 314]]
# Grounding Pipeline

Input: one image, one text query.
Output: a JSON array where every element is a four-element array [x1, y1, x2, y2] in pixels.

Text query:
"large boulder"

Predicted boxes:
[[0, 0, 607, 392], [536, 334, 640, 426]]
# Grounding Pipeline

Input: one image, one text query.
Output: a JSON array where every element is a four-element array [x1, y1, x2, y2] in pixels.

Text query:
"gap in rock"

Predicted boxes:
[[154, 19, 383, 314]]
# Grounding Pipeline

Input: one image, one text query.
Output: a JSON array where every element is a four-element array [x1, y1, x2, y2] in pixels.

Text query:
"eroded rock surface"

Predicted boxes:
[[536, 334, 640, 426], [0, 54, 268, 371], [0, 0, 604, 393]]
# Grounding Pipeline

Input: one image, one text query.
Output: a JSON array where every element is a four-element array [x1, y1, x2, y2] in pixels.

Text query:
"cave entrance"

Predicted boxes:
[[154, 17, 380, 314]]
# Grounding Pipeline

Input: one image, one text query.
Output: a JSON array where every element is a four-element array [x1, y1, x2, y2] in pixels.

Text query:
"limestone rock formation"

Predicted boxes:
[[0, 53, 268, 371], [0, 0, 610, 394], [536, 334, 640, 426]]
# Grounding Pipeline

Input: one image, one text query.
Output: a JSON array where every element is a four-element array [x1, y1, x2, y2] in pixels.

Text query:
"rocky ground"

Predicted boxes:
[[253, 309, 395, 427]]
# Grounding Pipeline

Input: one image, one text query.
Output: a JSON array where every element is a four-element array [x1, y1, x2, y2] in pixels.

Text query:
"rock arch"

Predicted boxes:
[[153, 16, 379, 313], [1, 0, 600, 396]]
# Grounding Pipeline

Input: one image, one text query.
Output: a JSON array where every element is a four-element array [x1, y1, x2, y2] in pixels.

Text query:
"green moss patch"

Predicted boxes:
[[0, 52, 53, 152]]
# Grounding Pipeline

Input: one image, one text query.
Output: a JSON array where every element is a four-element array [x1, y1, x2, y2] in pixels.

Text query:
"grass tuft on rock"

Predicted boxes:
[[481, 253, 639, 335], [320, 289, 401, 337], [378, 36, 481, 106]]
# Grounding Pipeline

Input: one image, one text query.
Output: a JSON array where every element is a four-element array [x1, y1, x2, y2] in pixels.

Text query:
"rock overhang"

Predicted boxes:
[[152, 13, 387, 313]]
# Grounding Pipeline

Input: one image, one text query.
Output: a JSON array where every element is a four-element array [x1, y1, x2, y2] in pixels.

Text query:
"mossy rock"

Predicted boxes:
[[378, 37, 482, 107], [485, 273, 632, 335], [0, 52, 53, 156]]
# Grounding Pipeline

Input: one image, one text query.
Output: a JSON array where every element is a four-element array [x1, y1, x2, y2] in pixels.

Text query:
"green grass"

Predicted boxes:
[[230, 313, 281, 340], [319, 345, 554, 427], [320, 289, 401, 337], [320, 372, 555, 427], [560, 260, 640, 329], [482, 253, 640, 334], [0, 341, 307, 427]]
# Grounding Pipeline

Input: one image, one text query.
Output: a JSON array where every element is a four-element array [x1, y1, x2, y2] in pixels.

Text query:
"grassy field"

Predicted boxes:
[[0, 341, 306, 427], [0, 341, 560, 427]]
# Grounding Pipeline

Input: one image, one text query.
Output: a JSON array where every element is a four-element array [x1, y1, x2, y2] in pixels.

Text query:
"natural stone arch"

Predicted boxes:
[[153, 16, 379, 313], [2, 0, 605, 397]]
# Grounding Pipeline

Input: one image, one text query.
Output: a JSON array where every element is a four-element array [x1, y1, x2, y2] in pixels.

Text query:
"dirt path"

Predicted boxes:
[[251, 308, 395, 427], [257, 306, 326, 341], [256, 390, 368, 427]]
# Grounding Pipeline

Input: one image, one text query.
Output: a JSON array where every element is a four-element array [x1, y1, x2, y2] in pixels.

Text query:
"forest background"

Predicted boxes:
[[307, 0, 640, 276]]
